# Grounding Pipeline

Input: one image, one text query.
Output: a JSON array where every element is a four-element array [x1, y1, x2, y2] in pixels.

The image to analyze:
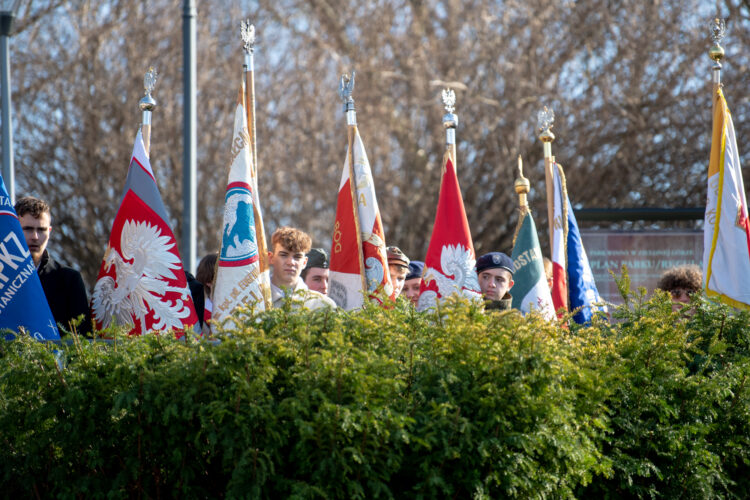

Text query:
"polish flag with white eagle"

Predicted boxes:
[[91, 131, 197, 335], [417, 153, 482, 311]]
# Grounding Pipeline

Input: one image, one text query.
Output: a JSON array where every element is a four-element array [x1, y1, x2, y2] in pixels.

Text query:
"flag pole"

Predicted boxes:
[[538, 106, 555, 258], [442, 89, 458, 168], [241, 21, 258, 178], [339, 71, 367, 293], [139, 67, 157, 157], [709, 18, 725, 115], [512, 155, 531, 245], [240, 22, 270, 305]]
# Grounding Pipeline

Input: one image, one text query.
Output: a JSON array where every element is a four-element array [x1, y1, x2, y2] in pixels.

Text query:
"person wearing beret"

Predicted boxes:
[[401, 260, 424, 306], [476, 252, 515, 311], [386, 246, 410, 297], [301, 247, 330, 296]]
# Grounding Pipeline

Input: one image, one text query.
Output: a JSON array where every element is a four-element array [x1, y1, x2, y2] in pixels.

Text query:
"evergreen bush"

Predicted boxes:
[[1, 277, 748, 498]]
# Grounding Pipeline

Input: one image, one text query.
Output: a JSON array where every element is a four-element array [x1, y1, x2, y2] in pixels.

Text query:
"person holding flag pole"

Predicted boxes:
[[510, 156, 555, 319], [540, 107, 604, 323], [90, 68, 198, 336], [416, 90, 482, 311], [702, 19, 750, 309], [327, 71, 394, 310]]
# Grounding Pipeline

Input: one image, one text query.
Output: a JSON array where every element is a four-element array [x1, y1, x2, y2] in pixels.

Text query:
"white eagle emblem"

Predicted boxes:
[[92, 220, 193, 333], [418, 244, 481, 310]]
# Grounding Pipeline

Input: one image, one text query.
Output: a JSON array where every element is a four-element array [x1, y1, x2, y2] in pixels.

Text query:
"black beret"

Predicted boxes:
[[405, 260, 424, 281], [305, 248, 329, 270], [476, 252, 514, 275]]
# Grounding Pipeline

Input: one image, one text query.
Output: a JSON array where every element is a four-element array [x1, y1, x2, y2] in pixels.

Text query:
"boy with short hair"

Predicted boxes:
[[268, 227, 336, 310]]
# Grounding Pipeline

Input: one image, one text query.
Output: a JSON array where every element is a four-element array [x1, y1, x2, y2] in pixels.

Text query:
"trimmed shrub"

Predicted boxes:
[[1, 281, 749, 498]]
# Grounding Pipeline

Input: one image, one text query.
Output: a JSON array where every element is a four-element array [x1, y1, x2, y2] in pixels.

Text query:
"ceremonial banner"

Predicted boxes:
[[91, 131, 198, 335], [212, 96, 271, 323], [329, 126, 393, 310], [703, 88, 750, 309], [550, 163, 568, 314], [417, 155, 481, 311], [511, 210, 554, 318], [0, 176, 59, 340], [552, 163, 604, 323]]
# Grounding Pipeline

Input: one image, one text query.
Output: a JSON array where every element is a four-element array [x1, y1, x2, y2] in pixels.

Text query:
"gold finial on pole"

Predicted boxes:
[[514, 155, 530, 209], [709, 18, 725, 92], [709, 18, 725, 63], [537, 106, 556, 258], [537, 106, 555, 159]]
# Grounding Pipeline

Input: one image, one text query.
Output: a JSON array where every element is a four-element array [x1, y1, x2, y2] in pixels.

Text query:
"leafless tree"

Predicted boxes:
[[6, 0, 749, 288]]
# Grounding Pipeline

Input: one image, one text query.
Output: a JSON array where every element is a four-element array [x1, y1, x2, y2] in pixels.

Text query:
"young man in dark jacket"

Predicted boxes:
[[15, 196, 91, 335]]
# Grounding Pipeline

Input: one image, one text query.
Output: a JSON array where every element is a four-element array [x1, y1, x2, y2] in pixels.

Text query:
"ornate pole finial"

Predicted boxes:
[[537, 106, 555, 143], [514, 155, 530, 208], [339, 71, 355, 110], [442, 88, 458, 146], [442, 89, 455, 114], [139, 66, 157, 156], [338, 71, 356, 124], [709, 18, 725, 63], [139, 66, 157, 112], [241, 21, 256, 71], [241, 20, 256, 54]]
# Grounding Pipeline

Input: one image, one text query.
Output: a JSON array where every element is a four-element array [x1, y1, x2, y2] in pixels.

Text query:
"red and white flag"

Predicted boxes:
[[550, 163, 568, 314], [91, 131, 198, 335], [703, 88, 750, 309], [417, 153, 482, 311], [212, 93, 271, 324], [329, 125, 393, 310]]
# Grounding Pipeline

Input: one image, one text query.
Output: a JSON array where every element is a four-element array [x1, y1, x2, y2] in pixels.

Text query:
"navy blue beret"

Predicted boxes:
[[476, 252, 514, 275], [405, 260, 424, 281]]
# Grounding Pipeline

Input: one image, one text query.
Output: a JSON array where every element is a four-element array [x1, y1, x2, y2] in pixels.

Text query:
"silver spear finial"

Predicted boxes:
[[338, 70, 356, 115], [241, 20, 256, 53], [139, 66, 158, 112], [442, 89, 456, 114]]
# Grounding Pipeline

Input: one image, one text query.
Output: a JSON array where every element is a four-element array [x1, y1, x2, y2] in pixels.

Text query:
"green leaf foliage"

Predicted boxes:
[[1, 279, 749, 498]]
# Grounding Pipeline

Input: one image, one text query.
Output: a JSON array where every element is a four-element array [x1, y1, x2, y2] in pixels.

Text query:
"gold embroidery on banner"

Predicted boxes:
[[333, 221, 343, 254]]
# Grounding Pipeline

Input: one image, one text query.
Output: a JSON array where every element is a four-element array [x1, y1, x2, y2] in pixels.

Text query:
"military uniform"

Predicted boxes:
[[484, 293, 513, 311]]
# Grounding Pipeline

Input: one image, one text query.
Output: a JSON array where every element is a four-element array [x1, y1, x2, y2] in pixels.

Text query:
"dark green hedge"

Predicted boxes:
[[1, 275, 749, 498]]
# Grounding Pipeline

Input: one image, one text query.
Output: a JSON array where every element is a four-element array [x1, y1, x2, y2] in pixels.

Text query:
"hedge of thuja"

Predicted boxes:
[[1, 276, 749, 498]]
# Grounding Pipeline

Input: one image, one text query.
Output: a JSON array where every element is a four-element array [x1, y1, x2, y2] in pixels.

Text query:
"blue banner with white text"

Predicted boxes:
[[0, 176, 59, 340]]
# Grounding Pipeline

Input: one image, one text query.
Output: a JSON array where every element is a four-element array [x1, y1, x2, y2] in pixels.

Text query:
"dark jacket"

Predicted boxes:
[[185, 271, 205, 328], [37, 250, 91, 336]]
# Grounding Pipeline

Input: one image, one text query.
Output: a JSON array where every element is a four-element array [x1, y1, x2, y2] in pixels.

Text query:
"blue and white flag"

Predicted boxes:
[[565, 193, 604, 324], [0, 176, 60, 340], [212, 90, 271, 325], [552, 162, 605, 324]]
